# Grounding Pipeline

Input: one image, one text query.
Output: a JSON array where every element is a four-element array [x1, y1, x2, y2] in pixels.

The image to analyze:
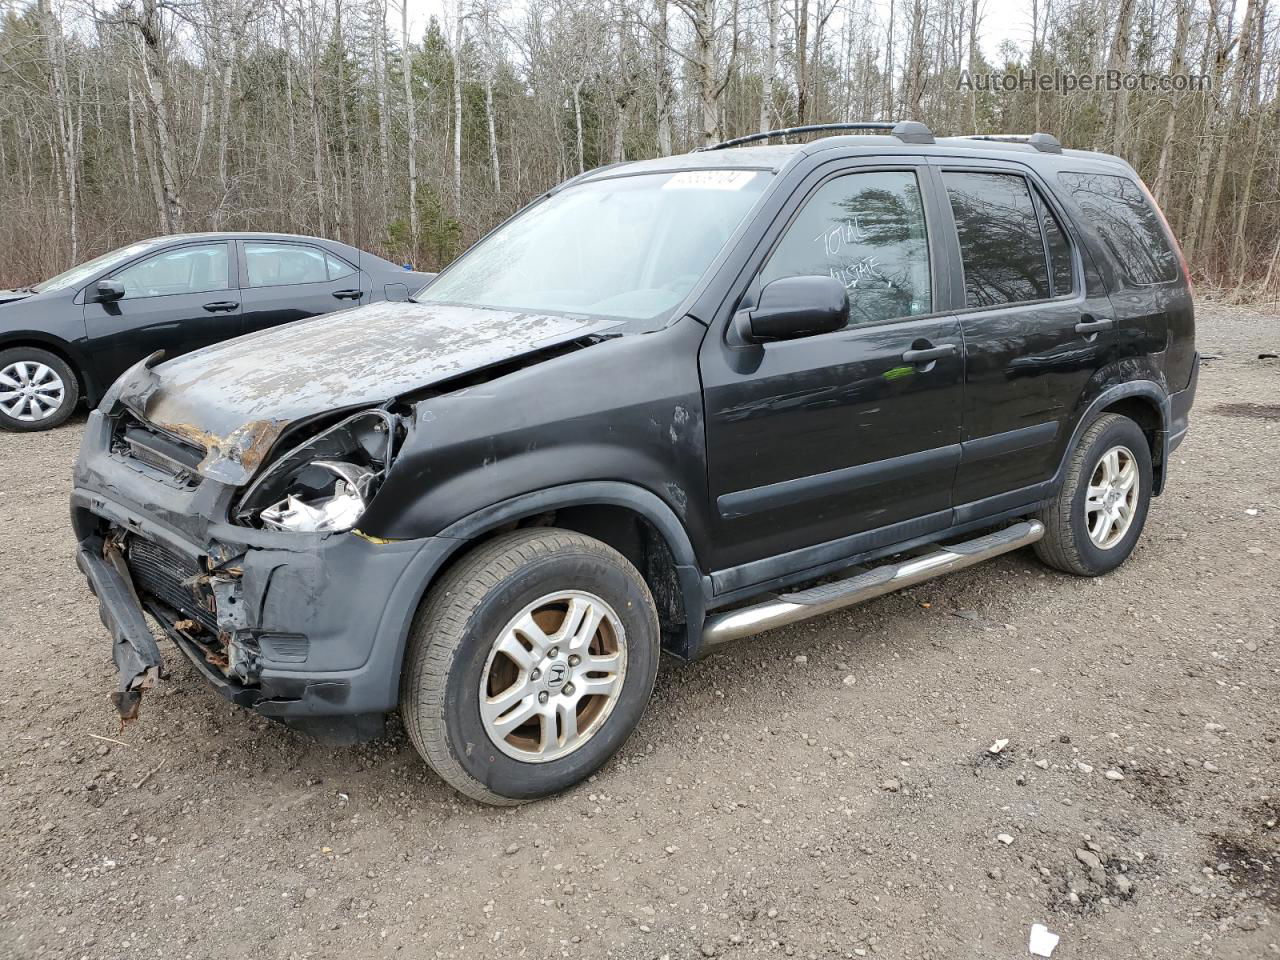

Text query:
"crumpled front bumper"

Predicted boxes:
[[71, 410, 457, 742]]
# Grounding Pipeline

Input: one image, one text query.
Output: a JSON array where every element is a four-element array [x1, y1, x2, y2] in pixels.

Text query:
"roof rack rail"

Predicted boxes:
[[957, 132, 1063, 154], [696, 120, 935, 152]]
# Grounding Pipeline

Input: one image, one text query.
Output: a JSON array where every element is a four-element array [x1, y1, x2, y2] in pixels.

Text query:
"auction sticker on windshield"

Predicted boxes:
[[663, 170, 758, 190]]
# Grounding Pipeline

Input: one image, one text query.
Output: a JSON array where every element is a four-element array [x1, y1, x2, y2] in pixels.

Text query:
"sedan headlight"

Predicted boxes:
[[234, 410, 399, 533]]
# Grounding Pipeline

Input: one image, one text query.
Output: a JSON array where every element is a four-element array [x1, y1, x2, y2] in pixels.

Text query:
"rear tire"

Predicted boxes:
[[400, 528, 660, 805], [1035, 413, 1152, 576], [0, 347, 79, 432]]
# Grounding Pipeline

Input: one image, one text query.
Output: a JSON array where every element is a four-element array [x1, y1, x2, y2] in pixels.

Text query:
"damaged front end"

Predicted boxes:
[[73, 404, 409, 727]]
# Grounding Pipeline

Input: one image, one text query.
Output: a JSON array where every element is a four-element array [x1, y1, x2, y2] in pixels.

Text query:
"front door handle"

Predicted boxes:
[[333, 289, 365, 300], [203, 301, 239, 313], [1074, 317, 1114, 334], [902, 343, 957, 364]]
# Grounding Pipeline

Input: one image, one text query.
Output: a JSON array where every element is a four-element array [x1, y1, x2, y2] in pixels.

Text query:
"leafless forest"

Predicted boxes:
[[2, 0, 1279, 294]]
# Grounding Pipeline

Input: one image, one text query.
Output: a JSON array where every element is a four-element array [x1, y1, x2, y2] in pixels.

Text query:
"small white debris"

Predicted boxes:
[[1245, 508, 1259, 516], [996, 833, 1014, 845], [1028, 923, 1060, 957], [1104, 769, 1125, 781], [1076, 761, 1094, 774], [793, 654, 808, 664], [841, 674, 857, 687], [989, 738, 1009, 754], [1034, 759, 1050, 770]]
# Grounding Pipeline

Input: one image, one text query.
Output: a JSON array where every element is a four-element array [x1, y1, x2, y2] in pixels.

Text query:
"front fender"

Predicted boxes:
[[356, 318, 713, 555]]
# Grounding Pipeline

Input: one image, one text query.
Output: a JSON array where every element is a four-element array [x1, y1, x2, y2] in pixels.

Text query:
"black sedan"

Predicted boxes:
[[0, 232, 432, 431]]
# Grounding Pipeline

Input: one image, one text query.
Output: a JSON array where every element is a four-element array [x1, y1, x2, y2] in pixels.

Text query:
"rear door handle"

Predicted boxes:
[[902, 343, 957, 364], [333, 289, 365, 301], [202, 301, 239, 313], [1074, 317, 1114, 334]]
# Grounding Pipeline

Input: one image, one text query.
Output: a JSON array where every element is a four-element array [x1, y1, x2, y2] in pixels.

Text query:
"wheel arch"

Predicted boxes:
[[1058, 381, 1170, 495], [431, 482, 708, 660], [0, 333, 97, 405]]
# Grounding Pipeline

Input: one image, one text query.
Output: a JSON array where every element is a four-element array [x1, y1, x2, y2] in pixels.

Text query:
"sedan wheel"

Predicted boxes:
[[0, 360, 66, 423], [0, 348, 80, 431]]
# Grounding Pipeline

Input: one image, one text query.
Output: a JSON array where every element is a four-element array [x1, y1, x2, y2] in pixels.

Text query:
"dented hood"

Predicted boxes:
[[113, 300, 619, 484]]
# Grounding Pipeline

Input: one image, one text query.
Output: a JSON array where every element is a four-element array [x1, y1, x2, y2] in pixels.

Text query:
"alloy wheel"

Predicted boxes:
[[1085, 444, 1140, 549], [478, 591, 627, 763]]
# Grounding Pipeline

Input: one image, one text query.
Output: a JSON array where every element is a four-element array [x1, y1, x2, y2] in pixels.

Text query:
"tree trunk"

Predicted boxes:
[[696, 0, 717, 145], [1202, 0, 1256, 268], [1152, 0, 1191, 210], [760, 0, 778, 132], [136, 0, 182, 232], [794, 0, 810, 124], [400, 0, 419, 252], [655, 0, 673, 153], [452, 2, 464, 211]]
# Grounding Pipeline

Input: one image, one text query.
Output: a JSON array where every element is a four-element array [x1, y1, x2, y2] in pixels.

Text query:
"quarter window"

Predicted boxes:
[[1057, 172, 1178, 284], [943, 171, 1051, 308], [326, 254, 356, 281], [245, 242, 330, 288], [759, 170, 932, 326], [111, 243, 230, 300]]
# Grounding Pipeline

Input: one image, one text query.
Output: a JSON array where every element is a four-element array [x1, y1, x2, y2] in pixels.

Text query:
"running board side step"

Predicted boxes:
[[701, 520, 1044, 648]]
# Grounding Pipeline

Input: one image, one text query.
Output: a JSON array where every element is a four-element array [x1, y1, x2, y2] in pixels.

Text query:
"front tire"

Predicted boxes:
[[0, 347, 79, 431], [400, 528, 660, 805], [1035, 413, 1153, 576]]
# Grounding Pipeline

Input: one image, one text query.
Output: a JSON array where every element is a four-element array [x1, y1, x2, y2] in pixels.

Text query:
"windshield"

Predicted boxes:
[[34, 240, 165, 293], [418, 170, 772, 323]]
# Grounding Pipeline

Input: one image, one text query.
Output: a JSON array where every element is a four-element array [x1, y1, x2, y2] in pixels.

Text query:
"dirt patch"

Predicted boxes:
[[1214, 799, 1280, 911], [1212, 401, 1280, 420]]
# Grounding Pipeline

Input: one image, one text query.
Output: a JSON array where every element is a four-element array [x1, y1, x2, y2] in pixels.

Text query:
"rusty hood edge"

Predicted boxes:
[[112, 301, 622, 486]]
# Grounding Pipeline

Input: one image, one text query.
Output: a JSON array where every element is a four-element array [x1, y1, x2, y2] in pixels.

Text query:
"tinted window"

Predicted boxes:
[[944, 172, 1050, 307], [112, 243, 229, 300], [760, 170, 931, 325], [1057, 172, 1178, 284], [326, 254, 356, 281], [1037, 191, 1074, 296], [245, 242, 329, 287]]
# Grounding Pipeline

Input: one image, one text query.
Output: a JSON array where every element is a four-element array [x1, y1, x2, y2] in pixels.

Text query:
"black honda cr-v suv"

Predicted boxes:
[[72, 122, 1197, 804]]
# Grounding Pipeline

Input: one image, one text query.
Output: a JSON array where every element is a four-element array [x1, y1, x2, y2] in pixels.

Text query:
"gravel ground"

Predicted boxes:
[[1, 303, 1277, 960]]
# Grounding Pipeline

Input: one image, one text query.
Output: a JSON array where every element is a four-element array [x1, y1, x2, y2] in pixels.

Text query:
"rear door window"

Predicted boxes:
[[759, 169, 932, 325], [1056, 172, 1178, 284], [245, 242, 330, 288], [943, 171, 1051, 308]]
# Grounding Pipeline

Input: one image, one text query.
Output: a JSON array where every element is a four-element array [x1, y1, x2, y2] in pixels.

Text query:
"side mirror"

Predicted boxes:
[[93, 279, 125, 302], [741, 276, 849, 342]]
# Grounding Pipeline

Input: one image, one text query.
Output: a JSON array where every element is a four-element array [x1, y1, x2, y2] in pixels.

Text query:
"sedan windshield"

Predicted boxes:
[[34, 240, 165, 294], [418, 170, 772, 323]]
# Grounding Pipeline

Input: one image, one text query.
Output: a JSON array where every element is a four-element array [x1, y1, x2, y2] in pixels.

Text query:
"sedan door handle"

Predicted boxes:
[[1074, 317, 1114, 334], [333, 289, 365, 300], [202, 301, 239, 313], [902, 343, 957, 364]]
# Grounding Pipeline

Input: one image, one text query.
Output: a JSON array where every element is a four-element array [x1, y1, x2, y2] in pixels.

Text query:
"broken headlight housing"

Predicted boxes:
[[234, 409, 399, 533]]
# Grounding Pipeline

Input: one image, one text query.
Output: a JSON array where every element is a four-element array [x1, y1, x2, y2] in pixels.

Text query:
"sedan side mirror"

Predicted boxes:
[[740, 276, 849, 342], [93, 279, 125, 302]]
